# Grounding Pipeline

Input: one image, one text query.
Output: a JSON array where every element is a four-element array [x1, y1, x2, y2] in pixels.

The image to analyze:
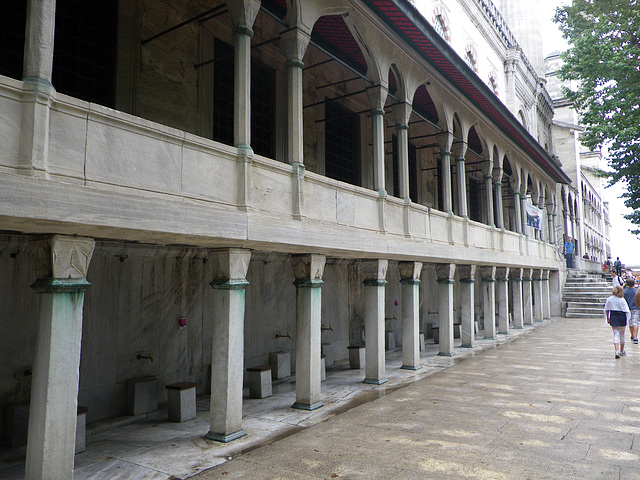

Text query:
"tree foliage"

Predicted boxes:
[[554, 0, 640, 234]]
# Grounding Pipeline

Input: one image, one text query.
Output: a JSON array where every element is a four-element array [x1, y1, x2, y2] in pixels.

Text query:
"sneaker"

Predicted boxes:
[[634, 339, 638, 344], [615, 353, 620, 359], [620, 351, 627, 356]]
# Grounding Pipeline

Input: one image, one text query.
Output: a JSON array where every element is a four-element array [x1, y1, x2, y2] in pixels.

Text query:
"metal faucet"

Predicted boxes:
[[136, 352, 154, 362], [321, 325, 333, 332], [275, 332, 291, 339]]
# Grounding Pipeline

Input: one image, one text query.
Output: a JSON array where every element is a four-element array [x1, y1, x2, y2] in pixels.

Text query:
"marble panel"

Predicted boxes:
[[251, 162, 292, 214], [85, 113, 183, 195], [352, 194, 379, 230], [429, 212, 449, 243], [0, 91, 23, 168], [386, 200, 404, 235], [304, 178, 338, 223], [336, 189, 356, 226], [409, 208, 428, 238], [181, 144, 238, 203], [48, 103, 88, 179]]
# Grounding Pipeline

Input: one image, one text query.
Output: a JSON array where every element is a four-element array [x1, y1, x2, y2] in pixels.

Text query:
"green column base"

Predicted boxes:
[[363, 378, 388, 385], [437, 352, 456, 357], [205, 429, 247, 443], [400, 365, 422, 371], [291, 401, 324, 411]]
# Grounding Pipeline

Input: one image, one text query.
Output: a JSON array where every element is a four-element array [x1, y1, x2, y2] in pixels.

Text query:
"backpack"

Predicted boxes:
[[615, 260, 621, 268]]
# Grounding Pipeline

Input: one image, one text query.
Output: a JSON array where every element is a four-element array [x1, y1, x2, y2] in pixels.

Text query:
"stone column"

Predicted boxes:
[[367, 86, 388, 232], [362, 260, 388, 384], [493, 179, 504, 228], [291, 254, 326, 409], [542, 269, 551, 320], [485, 174, 495, 227], [25, 235, 95, 480], [496, 267, 510, 335], [522, 268, 533, 325], [532, 269, 543, 322], [392, 102, 412, 201], [399, 261, 422, 370], [436, 263, 456, 356], [281, 27, 311, 218], [436, 133, 454, 214], [481, 266, 497, 339], [452, 143, 469, 218], [21, 0, 58, 178], [206, 249, 251, 442], [459, 265, 476, 348], [511, 267, 524, 329], [513, 191, 522, 234], [227, 0, 260, 150]]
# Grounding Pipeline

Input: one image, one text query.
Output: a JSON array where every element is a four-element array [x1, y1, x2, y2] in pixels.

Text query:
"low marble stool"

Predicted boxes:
[[347, 345, 365, 369], [385, 332, 396, 350], [76, 406, 88, 454], [269, 352, 291, 379], [321, 355, 326, 382], [127, 377, 158, 415], [432, 327, 439, 344], [321, 344, 334, 366], [247, 366, 272, 398], [165, 382, 197, 422], [419, 332, 425, 351]]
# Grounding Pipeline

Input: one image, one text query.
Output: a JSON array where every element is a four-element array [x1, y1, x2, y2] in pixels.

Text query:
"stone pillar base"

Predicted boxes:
[[205, 430, 247, 443], [291, 401, 324, 411]]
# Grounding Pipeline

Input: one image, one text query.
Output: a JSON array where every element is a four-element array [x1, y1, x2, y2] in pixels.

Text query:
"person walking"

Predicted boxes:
[[614, 257, 622, 276], [611, 272, 624, 289], [624, 278, 639, 344], [604, 286, 631, 358], [564, 237, 574, 269]]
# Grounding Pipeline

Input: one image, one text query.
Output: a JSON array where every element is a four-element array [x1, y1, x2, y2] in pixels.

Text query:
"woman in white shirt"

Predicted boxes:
[[611, 273, 624, 288], [604, 286, 631, 358]]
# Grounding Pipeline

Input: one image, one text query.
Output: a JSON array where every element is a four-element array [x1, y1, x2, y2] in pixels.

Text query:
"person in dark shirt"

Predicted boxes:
[[625, 278, 639, 344]]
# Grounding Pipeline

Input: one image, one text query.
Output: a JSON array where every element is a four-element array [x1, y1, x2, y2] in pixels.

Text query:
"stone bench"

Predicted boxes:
[[76, 406, 88, 453], [269, 351, 291, 380], [347, 345, 365, 369], [127, 377, 158, 415], [247, 366, 272, 399], [165, 382, 197, 422], [321, 355, 326, 382]]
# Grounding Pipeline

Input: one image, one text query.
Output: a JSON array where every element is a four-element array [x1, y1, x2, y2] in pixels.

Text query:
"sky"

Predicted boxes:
[[539, 0, 640, 267]]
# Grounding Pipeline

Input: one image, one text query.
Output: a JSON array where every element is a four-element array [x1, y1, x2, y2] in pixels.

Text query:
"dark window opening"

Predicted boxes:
[[213, 39, 234, 147], [392, 135, 418, 202], [468, 177, 482, 222], [325, 100, 359, 185], [53, 0, 118, 107], [0, 1, 27, 81], [213, 38, 276, 158], [251, 60, 276, 158]]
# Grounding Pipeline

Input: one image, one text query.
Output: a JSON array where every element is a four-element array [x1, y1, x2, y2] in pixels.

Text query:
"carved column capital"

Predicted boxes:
[[496, 267, 510, 282], [362, 259, 388, 286], [510, 267, 523, 281], [435, 263, 456, 284], [480, 266, 496, 282], [458, 265, 476, 283], [29, 235, 95, 280], [399, 261, 422, 284], [210, 249, 251, 289], [292, 254, 326, 287]]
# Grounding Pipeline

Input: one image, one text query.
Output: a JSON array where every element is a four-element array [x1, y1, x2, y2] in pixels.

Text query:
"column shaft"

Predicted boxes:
[[494, 181, 504, 228], [496, 268, 510, 335], [460, 280, 475, 347], [24, 0, 57, 82], [485, 175, 495, 227], [364, 280, 387, 383], [233, 27, 252, 150], [542, 271, 551, 320], [483, 280, 497, 339], [533, 272, 544, 322], [523, 270, 534, 325], [441, 152, 453, 213], [511, 269, 524, 329], [207, 248, 251, 442], [25, 235, 94, 480], [26, 284, 88, 480], [513, 192, 522, 234], [456, 157, 468, 217], [397, 124, 410, 200], [207, 283, 248, 441], [372, 109, 386, 193], [400, 281, 420, 369], [438, 280, 455, 355]]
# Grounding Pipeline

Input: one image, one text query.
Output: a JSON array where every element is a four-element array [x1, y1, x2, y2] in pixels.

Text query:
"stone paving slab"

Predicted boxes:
[[195, 318, 640, 480]]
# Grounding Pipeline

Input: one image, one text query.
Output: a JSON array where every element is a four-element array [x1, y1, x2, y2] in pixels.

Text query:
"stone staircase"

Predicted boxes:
[[563, 271, 611, 318]]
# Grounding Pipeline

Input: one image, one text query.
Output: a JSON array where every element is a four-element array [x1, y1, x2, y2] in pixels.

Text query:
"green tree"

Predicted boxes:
[[554, 0, 640, 233]]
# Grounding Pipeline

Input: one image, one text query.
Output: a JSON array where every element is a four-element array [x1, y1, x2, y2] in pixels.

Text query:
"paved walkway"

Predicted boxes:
[[195, 317, 640, 480]]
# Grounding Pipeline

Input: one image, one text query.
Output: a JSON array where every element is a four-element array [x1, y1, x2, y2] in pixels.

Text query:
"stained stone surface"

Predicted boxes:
[[3, 317, 637, 480]]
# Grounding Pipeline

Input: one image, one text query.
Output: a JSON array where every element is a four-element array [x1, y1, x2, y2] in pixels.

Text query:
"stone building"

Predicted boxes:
[[545, 52, 611, 267], [0, 0, 569, 478]]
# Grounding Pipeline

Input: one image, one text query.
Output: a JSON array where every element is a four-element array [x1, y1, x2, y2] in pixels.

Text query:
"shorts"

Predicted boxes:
[[630, 311, 640, 327]]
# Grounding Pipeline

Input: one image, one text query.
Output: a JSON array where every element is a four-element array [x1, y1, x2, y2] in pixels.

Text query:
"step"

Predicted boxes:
[[565, 313, 604, 318]]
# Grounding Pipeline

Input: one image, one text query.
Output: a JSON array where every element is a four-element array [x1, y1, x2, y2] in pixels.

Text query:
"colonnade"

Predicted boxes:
[[25, 233, 554, 479]]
